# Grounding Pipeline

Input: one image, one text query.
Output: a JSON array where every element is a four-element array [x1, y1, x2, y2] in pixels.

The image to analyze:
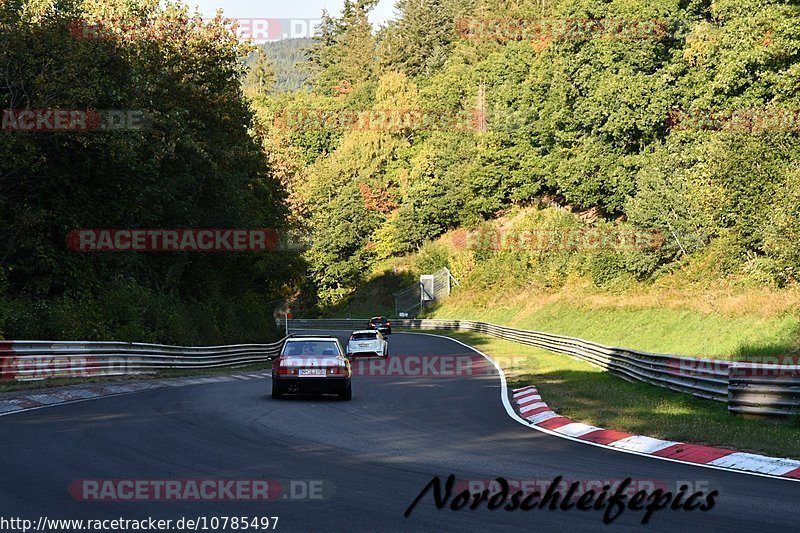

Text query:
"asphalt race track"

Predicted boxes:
[[1, 331, 799, 532]]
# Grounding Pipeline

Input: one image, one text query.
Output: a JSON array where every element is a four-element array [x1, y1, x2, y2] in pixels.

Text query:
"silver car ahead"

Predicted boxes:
[[346, 330, 388, 358]]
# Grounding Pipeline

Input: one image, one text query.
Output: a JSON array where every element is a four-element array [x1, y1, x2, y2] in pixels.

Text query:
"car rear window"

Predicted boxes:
[[371, 319, 388, 324], [282, 341, 340, 357], [352, 333, 378, 340]]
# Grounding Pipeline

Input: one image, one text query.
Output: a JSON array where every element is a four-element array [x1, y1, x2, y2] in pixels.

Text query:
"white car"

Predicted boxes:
[[346, 330, 389, 358]]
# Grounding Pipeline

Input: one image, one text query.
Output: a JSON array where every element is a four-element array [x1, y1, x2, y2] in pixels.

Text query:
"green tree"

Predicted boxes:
[[310, 0, 379, 94], [379, 0, 470, 77], [0, 0, 293, 343], [246, 48, 277, 95]]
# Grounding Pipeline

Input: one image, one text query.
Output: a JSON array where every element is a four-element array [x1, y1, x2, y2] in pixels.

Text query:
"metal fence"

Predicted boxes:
[[393, 283, 427, 318], [0, 339, 286, 382], [286, 318, 799, 417], [394, 268, 458, 318], [423, 267, 456, 301]]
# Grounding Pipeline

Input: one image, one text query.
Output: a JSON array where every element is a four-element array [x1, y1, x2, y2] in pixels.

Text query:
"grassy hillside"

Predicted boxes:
[[331, 207, 800, 360], [430, 289, 800, 360]]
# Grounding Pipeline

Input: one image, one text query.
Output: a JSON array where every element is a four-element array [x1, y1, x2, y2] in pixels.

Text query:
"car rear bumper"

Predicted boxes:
[[348, 350, 384, 358], [273, 375, 350, 394]]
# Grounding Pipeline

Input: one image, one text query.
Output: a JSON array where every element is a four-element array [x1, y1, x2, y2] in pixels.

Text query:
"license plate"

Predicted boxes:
[[358, 343, 370, 347], [298, 368, 326, 377]]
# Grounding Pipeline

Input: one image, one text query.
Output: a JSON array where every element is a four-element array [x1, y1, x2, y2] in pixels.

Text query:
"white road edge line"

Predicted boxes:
[[401, 331, 800, 484], [0, 373, 274, 419]]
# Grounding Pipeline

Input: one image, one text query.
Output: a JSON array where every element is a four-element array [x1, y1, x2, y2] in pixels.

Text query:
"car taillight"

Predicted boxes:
[[330, 366, 349, 375], [386, 321, 391, 326], [277, 361, 296, 375]]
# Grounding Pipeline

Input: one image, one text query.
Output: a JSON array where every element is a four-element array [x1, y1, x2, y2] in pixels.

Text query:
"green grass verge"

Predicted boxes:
[[430, 299, 800, 360], [320, 264, 417, 319], [0, 363, 272, 395], [433, 330, 800, 459]]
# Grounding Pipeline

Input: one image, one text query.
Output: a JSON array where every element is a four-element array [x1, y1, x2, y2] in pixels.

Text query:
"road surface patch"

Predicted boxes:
[[0, 372, 272, 417]]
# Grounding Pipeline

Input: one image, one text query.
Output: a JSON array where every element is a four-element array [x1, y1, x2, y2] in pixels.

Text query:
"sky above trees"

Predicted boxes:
[[193, 0, 397, 30]]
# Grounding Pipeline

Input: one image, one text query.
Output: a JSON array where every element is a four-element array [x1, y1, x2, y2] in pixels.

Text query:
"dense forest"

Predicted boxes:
[[259, 38, 315, 93], [242, 38, 315, 95], [0, 0, 298, 343], [252, 0, 800, 311], [2, 0, 800, 339]]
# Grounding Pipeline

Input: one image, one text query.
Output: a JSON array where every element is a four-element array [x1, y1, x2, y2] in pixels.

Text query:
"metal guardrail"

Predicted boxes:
[[288, 318, 799, 417], [4, 320, 797, 417], [0, 339, 286, 381], [728, 364, 800, 417]]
